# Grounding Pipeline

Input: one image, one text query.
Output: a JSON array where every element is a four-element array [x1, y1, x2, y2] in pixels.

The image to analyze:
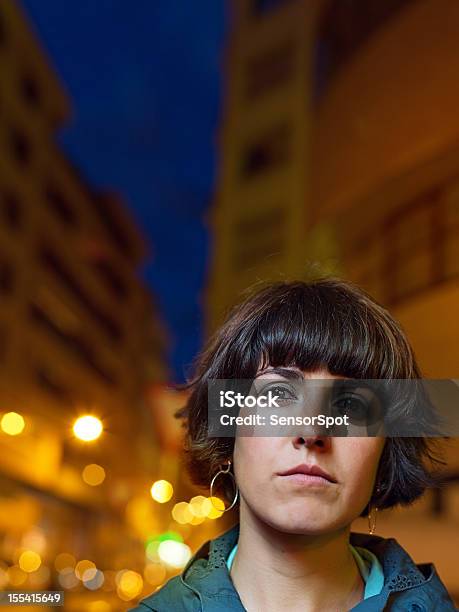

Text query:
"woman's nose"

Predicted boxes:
[[293, 435, 331, 451]]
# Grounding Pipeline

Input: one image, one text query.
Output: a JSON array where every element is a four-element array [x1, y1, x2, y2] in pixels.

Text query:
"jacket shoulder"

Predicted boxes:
[[127, 574, 200, 612]]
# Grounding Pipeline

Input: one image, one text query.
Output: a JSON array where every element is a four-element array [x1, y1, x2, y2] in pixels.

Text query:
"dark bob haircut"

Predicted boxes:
[[177, 277, 445, 517]]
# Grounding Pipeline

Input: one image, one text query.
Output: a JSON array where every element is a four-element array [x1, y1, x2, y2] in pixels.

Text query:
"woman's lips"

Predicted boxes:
[[276, 463, 338, 486], [279, 473, 333, 486]]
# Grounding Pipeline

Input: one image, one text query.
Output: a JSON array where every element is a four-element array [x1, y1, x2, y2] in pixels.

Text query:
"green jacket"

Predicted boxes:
[[129, 524, 457, 611]]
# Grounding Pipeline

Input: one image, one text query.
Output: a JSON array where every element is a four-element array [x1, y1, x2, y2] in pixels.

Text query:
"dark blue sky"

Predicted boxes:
[[22, 0, 227, 383]]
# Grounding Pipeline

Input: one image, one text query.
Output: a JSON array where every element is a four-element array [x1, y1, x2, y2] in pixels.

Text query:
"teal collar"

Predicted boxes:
[[226, 542, 384, 600]]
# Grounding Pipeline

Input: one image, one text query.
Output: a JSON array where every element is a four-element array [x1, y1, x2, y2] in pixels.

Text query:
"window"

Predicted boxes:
[[0, 325, 7, 361], [45, 182, 77, 226], [2, 192, 22, 230], [313, 0, 415, 102], [38, 244, 122, 342], [29, 303, 116, 386], [0, 11, 6, 48], [252, 0, 289, 16], [35, 366, 73, 403], [9, 126, 30, 166], [92, 195, 134, 261], [20, 74, 41, 108], [240, 123, 291, 180], [92, 259, 128, 299], [0, 259, 13, 294], [245, 40, 295, 100]]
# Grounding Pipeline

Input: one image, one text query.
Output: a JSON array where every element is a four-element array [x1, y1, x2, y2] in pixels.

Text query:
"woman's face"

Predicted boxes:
[[232, 367, 385, 535]]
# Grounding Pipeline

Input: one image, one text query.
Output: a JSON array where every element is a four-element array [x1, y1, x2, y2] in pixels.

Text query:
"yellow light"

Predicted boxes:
[[207, 497, 225, 519], [19, 550, 41, 573], [1, 412, 25, 436], [189, 495, 211, 518], [171, 502, 193, 524], [117, 570, 143, 601], [150, 480, 173, 503], [75, 560, 96, 580], [73, 415, 103, 441], [82, 464, 106, 486], [158, 541, 191, 569], [144, 563, 166, 586], [55, 553, 76, 572]]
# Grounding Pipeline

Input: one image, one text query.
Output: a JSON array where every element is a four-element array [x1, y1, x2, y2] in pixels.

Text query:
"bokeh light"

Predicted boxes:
[[171, 501, 193, 524], [82, 463, 106, 486], [207, 496, 225, 518], [158, 540, 191, 569], [75, 559, 97, 580], [1, 412, 25, 435], [116, 569, 143, 601], [73, 415, 103, 441], [83, 568, 105, 590], [189, 495, 211, 517], [150, 480, 173, 503], [18, 550, 41, 572]]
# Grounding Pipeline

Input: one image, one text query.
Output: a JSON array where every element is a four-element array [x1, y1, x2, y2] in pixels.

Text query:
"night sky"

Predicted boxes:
[[21, 0, 227, 383]]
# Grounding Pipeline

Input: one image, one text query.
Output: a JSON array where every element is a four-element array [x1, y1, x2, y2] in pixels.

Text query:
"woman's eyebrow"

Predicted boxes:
[[254, 367, 304, 380]]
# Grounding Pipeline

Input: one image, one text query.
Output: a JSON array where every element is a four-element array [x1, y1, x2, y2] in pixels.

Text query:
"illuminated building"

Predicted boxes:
[[207, 0, 459, 599], [0, 0, 169, 605], [207, 0, 459, 375]]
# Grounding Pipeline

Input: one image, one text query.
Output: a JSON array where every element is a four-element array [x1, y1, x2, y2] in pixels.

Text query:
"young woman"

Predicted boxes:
[[131, 278, 456, 611]]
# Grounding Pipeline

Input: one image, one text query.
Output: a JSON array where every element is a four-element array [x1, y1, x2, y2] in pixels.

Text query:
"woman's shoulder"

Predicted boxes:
[[128, 525, 242, 612], [350, 531, 458, 610], [127, 574, 192, 612]]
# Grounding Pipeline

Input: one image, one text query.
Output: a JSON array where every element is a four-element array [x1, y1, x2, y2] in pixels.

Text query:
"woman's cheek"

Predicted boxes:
[[234, 438, 276, 490]]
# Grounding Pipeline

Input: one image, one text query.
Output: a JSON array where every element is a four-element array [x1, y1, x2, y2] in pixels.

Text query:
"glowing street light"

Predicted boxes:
[[73, 416, 103, 441], [1, 412, 25, 436], [18, 551, 41, 573], [150, 480, 173, 503]]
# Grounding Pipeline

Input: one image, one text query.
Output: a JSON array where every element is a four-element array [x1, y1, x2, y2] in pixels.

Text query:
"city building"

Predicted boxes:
[[0, 0, 173, 607], [207, 0, 459, 599], [207, 0, 459, 376]]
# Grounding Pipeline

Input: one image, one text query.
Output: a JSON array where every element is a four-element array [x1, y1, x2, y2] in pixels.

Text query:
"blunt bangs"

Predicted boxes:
[[206, 279, 419, 382]]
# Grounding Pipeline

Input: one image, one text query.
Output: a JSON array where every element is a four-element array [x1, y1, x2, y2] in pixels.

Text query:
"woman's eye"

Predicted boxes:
[[333, 395, 369, 421], [261, 383, 298, 404]]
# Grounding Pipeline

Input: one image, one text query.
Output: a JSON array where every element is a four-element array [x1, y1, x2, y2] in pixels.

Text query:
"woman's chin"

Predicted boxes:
[[263, 511, 341, 536]]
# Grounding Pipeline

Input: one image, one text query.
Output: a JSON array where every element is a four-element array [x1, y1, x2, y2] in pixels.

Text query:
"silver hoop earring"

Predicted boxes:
[[368, 505, 378, 535], [209, 460, 239, 512]]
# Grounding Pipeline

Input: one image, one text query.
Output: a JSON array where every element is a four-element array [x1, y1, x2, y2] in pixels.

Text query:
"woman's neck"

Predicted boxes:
[[230, 508, 364, 612]]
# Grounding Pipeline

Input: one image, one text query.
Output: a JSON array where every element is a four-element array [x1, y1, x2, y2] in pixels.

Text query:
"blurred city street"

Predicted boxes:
[[0, 0, 459, 609]]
